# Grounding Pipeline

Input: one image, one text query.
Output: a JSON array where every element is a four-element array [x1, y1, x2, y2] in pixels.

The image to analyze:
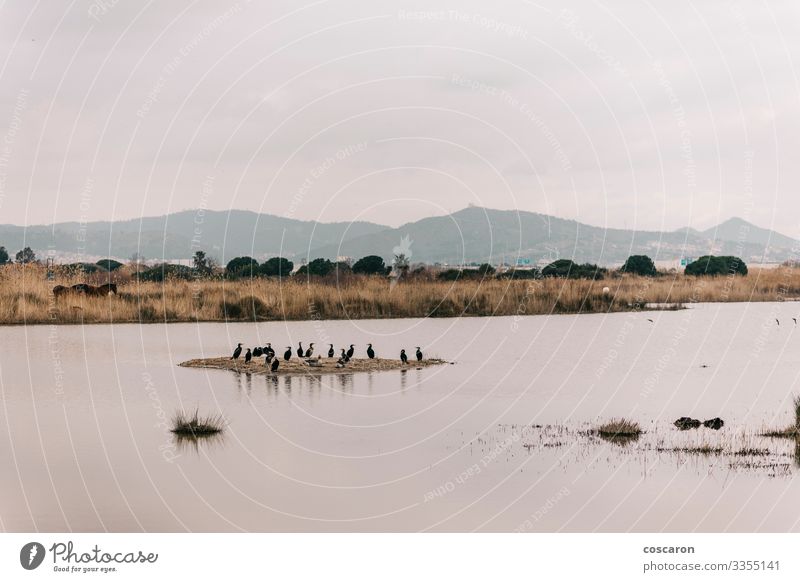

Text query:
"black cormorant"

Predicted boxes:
[[346, 344, 355, 359], [244, 348, 252, 364], [297, 342, 304, 358], [270, 358, 279, 373], [231, 343, 243, 359], [328, 344, 335, 358], [265, 343, 275, 358], [367, 344, 375, 359], [400, 349, 408, 364], [284, 347, 292, 361], [305, 343, 315, 357], [416, 347, 423, 361], [253, 347, 263, 358], [341, 348, 350, 362]]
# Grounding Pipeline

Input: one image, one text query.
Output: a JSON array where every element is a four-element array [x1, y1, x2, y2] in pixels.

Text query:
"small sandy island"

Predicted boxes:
[[178, 356, 448, 376]]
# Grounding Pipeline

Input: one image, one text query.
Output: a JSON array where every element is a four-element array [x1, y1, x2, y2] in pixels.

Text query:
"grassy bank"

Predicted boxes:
[[2, 263, 800, 325]]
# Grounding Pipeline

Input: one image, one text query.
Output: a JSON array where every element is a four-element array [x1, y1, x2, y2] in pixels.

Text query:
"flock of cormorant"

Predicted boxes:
[[230, 341, 423, 372]]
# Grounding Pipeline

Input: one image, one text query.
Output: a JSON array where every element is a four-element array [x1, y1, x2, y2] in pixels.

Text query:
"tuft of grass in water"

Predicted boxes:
[[760, 394, 800, 438], [656, 444, 725, 455], [760, 427, 799, 438], [593, 418, 642, 445], [733, 447, 770, 456], [794, 394, 800, 429], [171, 409, 226, 437], [595, 418, 642, 437]]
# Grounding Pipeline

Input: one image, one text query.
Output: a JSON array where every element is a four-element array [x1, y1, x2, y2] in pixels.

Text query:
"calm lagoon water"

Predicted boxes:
[[2, 302, 800, 532]]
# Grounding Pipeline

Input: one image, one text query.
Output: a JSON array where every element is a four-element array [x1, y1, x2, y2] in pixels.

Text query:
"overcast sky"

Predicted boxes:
[[1, 0, 799, 235]]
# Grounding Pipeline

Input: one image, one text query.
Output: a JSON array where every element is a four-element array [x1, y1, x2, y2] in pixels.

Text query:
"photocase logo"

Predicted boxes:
[[20, 542, 46, 570], [390, 235, 413, 291], [392, 234, 413, 260]]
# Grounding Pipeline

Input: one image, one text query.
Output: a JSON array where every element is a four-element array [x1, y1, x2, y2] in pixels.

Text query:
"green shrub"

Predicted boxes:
[[497, 268, 540, 280], [296, 258, 335, 277], [138, 263, 194, 282], [437, 269, 463, 281], [259, 257, 294, 277], [225, 256, 259, 278], [685, 255, 747, 276], [620, 255, 657, 277], [65, 262, 103, 274], [542, 259, 606, 280], [96, 259, 124, 271], [352, 255, 387, 275]]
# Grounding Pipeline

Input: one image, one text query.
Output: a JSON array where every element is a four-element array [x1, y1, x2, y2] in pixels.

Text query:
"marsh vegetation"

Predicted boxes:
[[171, 409, 226, 438], [3, 263, 800, 325]]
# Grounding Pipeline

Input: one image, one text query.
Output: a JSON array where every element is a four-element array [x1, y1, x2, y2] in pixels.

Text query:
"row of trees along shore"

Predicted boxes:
[[0, 246, 751, 281], [0, 246, 747, 281]]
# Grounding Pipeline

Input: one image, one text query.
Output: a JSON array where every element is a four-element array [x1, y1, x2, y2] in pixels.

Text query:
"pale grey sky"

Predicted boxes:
[[0, 0, 799, 235]]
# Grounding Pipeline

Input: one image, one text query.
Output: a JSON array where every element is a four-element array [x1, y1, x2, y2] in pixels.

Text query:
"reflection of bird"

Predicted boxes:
[[367, 343, 375, 359], [297, 343, 304, 358], [347, 344, 355, 359], [400, 349, 408, 364], [244, 348, 252, 364], [328, 344, 335, 358], [270, 358, 279, 373], [416, 347, 423, 361], [232, 343, 242, 359], [305, 343, 315, 357], [284, 347, 292, 361]]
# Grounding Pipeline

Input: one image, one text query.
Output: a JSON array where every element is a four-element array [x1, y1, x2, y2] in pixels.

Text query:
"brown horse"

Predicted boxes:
[[87, 283, 117, 296], [53, 283, 117, 297]]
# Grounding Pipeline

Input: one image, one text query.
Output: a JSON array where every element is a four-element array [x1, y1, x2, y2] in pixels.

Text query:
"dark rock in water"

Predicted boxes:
[[703, 417, 724, 430], [674, 417, 702, 430]]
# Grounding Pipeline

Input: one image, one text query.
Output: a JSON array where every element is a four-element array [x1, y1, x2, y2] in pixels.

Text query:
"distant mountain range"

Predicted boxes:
[[1, 207, 797, 266]]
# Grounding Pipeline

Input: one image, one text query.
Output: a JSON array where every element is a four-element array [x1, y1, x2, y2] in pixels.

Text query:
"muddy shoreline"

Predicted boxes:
[[179, 356, 448, 375]]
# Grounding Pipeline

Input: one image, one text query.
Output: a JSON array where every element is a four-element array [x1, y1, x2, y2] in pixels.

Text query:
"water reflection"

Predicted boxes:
[[794, 438, 800, 468], [173, 431, 227, 455], [265, 374, 279, 393], [336, 373, 353, 393], [598, 432, 640, 447]]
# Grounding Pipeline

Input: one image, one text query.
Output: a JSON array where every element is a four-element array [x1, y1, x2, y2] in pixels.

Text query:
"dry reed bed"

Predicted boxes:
[[3, 264, 800, 325]]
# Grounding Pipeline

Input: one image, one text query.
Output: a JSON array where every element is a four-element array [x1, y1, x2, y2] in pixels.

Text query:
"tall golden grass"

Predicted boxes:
[[2, 263, 800, 325]]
